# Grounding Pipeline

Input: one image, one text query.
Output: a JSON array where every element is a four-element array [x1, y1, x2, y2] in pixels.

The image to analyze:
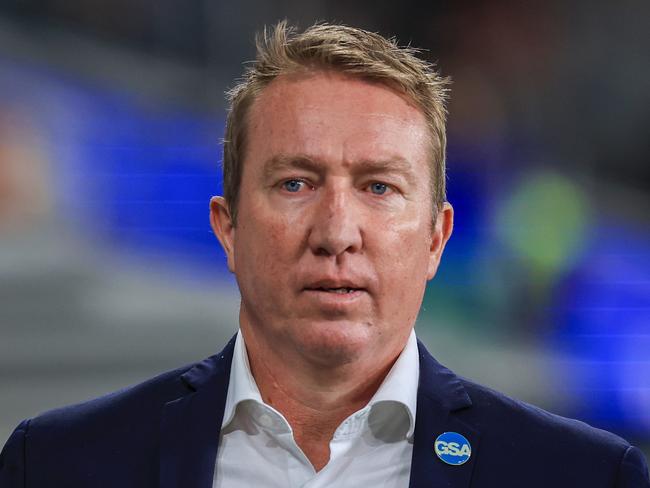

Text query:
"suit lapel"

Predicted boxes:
[[159, 336, 236, 488], [409, 341, 480, 488]]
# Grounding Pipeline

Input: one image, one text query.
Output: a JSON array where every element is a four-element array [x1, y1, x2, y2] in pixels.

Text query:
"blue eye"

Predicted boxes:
[[369, 182, 388, 195], [283, 179, 305, 192]]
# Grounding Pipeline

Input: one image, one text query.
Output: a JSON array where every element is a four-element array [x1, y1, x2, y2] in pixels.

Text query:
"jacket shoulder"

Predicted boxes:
[[455, 377, 650, 486], [459, 377, 630, 451], [29, 332, 237, 435], [0, 362, 199, 487], [30, 362, 196, 434], [1, 335, 237, 487]]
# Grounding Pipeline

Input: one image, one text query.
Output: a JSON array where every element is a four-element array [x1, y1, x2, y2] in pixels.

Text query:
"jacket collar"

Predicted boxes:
[[409, 340, 480, 488], [159, 335, 237, 488], [158, 336, 479, 488]]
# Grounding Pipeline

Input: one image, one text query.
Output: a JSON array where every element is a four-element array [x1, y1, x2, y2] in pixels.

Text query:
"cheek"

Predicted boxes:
[[372, 220, 431, 307], [378, 213, 432, 262], [237, 213, 301, 282]]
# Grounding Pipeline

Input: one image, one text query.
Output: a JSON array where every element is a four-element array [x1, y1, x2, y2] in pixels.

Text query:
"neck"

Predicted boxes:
[[239, 321, 404, 471]]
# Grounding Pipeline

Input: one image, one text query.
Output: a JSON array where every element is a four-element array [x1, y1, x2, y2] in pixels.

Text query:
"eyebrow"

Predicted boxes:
[[262, 154, 419, 185], [352, 158, 418, 186], [262, 155, 324, 181]]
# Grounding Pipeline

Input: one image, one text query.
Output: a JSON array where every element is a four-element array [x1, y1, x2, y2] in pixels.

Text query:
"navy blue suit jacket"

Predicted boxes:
[[1, 337, 649, 487]]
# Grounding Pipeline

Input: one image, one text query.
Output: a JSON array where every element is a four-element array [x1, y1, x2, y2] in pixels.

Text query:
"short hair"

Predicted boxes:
[[222, 21, 450, 225]]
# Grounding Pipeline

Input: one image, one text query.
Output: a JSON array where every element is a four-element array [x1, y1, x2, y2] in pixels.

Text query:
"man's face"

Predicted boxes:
[[211, 71, 453, 367]]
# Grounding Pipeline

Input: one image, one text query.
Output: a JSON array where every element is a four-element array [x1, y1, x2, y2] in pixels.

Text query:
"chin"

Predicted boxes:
[[291, 319, 376, 366]]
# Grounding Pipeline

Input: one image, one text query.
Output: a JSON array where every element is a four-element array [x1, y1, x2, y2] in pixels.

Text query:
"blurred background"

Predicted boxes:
[[0, 0, 648, 461]]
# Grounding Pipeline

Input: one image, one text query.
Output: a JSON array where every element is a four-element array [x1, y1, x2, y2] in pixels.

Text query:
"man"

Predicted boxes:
[[1, 21, 648, 488]]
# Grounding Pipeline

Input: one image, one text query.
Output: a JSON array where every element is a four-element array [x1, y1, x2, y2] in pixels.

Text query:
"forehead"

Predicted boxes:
[[244, 71, 430, 171], [251, 70, 423, 118]]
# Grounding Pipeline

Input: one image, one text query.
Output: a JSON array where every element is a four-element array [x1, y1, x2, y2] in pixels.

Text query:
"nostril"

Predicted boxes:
[[314, 247, 332, 257]]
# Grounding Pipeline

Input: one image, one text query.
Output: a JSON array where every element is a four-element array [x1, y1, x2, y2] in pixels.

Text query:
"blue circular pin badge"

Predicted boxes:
[[434, 432, 472, 466]]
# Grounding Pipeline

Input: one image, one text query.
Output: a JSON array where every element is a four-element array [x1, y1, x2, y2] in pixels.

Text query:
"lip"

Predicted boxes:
[[298, 272, 372, 314], [302, 277, 368, 292], [301, 276, 369, 307], [302, 287, 367, 307], [302, 274, 369, 291]]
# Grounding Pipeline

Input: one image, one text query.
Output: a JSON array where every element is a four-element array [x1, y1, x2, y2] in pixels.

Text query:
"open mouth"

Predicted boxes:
[[304, 287, 366, 297], [302, 278, 367, 298], [312, 287, 360, 294]]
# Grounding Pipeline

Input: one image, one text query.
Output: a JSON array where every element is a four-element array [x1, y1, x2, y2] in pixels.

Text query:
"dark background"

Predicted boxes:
[[0, 0, 648, 459]]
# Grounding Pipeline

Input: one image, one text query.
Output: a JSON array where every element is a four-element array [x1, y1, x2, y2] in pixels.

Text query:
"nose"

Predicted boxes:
[[308, 187, 363, 257]]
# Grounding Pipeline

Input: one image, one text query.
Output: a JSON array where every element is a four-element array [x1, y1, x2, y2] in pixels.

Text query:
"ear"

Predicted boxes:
[[427, 202, 454, 280], [210, 196, 236, 273]]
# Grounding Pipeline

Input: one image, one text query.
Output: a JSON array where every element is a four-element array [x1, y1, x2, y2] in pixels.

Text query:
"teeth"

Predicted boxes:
[[311, 287, 360, 294]]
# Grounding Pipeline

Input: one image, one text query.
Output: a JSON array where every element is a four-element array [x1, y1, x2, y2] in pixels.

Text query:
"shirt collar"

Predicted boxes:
[[222, 328, 419, 438], [367, 328, 419, 438], [221, 330, 265, 429]]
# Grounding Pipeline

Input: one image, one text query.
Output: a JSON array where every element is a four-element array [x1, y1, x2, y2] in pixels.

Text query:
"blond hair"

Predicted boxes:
[[223, 21, 450, 224]]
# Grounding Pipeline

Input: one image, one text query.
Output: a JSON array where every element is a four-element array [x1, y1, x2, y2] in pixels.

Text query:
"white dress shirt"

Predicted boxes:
[[212, 329, 420, 488]]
